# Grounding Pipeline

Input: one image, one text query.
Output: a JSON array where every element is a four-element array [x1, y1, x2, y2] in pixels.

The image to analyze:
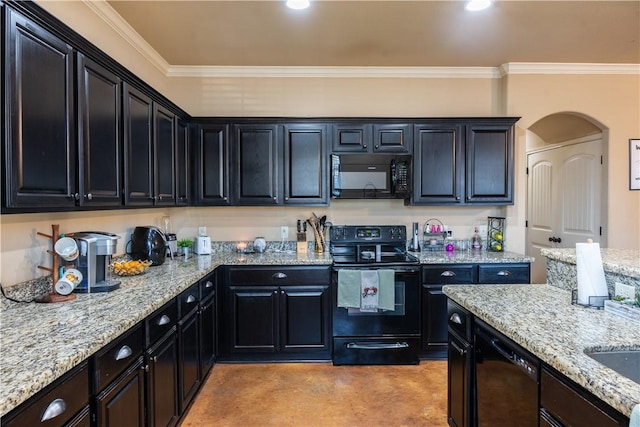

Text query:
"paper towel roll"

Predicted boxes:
[[576, 241, 608, 305]]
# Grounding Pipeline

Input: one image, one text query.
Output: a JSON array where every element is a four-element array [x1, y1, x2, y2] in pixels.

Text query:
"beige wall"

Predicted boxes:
[[1, 1, 638, 287]]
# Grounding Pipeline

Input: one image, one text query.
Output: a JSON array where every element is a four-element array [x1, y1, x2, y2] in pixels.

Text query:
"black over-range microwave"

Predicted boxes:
[[331, 154, 411, 199]]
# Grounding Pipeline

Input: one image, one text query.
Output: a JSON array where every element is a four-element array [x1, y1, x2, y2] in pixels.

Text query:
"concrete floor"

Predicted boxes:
[[181, 361, 448, 427]]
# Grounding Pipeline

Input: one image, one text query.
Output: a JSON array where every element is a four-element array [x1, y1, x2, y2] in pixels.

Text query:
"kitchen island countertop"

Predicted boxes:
[[444, 283, 640, 418], [541, 247, 640, 280], [0, 248, 529, 418]]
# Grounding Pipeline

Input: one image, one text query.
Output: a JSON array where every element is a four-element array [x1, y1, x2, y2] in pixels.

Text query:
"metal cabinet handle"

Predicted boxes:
[[375, 145, 379, 149], [223, 196, 228, 201], [441, 270, 456, 277], [71, 193, 79, 200], [85, 193, 93, 200], [449, 313, 463, 324], [450, 340, 466, 356], [497, 270, 511, 276], [363, 144, 368, 149], [41, 398, 66, 422], [205, 281, 214, 288], [157, 314, 171, 326], [272, 272, 288, 279], [186, 295, 197, 303], [115, 345, 133, 361]]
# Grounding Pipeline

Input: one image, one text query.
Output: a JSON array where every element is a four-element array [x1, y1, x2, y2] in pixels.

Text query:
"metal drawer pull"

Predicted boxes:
[[450, 340, 466, 356], [205, 281, 214, 288], [497, 270, 511, 276], [441, 271, 456, 277], [272, 272, 288, 279], [115, 345, 133, 361], [41, 398, 66, 422], [157, 315, 171, 326], [346, 342, 409, 350], [449, 313, 463, 324], [187, 295, 197, 303]]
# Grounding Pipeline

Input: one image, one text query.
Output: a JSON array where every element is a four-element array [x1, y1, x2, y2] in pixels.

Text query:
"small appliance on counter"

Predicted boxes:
[[194, 226, 212, 255], [162, 215, 178, 259], [64, 231, 121, 293], [129, 226, 167, 265]]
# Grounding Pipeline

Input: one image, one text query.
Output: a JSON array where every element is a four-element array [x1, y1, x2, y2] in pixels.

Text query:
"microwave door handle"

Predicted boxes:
[[390, 159, 397, 196]]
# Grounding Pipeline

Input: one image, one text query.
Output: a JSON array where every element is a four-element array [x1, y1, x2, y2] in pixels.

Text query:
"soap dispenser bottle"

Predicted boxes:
[[471, 227, 483, 250]]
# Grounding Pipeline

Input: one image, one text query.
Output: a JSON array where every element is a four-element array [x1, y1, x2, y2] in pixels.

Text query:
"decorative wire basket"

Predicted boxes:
[[422, 218, 447, 251]]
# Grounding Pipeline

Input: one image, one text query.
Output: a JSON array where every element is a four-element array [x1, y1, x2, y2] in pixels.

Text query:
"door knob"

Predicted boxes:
[[548, 237, 562, 243]]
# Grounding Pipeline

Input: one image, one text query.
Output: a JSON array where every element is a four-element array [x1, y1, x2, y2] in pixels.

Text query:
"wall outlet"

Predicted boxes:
[[614, 282, 636, 299], [280, 226, 289, 239]]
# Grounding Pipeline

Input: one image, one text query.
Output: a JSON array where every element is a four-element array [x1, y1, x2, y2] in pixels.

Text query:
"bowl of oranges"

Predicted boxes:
[[110, 259, 153, 276]]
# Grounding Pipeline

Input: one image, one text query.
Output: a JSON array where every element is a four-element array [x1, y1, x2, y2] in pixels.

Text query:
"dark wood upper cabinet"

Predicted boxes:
[[412, 124, 463, 204], [332, 122, 412, 153], [77, 54, 122, 207], [193, 124, 230, 205], [283, 124, 328, 205], [372, 123, 413, 153], [332, 123, 371, 152], [123, 83, 154, 206], [465, 121, 515, 204], [3, 8, 76, 210], [231, 124, 281, 205], [175, 118, 190, 206], [154, 104, 176, 206]]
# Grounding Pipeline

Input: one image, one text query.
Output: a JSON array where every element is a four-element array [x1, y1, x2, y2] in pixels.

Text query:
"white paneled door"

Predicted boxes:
[[527, 138, 605, 283]]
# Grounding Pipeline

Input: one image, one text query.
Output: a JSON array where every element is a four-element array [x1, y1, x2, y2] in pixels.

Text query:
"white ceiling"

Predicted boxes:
[[105, 0, 640, 68]]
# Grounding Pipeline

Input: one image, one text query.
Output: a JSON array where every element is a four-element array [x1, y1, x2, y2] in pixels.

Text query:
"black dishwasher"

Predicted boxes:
[[474, 319, 539, 427]]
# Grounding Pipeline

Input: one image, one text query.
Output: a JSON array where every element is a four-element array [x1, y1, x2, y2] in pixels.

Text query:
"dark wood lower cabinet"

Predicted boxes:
[[95, 358, 145, 427], [447, 332, 471, 427], [178, 309, 200, 413], [199, 294, 216, 375], [422, 284, 448, 357], [147, 329, 179, 427]]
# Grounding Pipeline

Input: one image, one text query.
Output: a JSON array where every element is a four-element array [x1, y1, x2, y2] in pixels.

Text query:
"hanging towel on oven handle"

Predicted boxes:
[[377, 269, 395, 311], [337, 269, 361, 308]]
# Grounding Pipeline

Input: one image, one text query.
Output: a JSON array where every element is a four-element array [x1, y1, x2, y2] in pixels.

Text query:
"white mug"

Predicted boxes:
[[55, 268, 83, 295], [54, 237, 79, 261]]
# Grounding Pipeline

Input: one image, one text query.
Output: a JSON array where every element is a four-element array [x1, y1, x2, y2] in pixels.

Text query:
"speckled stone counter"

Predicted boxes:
[[411, 249, 533, 264], [444, 284, 640, 418], [0, 250, 332, 418], [541, 248, 640, 294]]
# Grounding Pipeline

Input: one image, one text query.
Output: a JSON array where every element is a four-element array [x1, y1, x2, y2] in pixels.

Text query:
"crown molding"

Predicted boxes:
[[82, 0, 169, 75], [84, 1, 639, 79], [500, 63, 640, 76]]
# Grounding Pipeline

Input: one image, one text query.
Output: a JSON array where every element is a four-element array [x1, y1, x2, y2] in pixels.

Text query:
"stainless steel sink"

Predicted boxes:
[[585, 350, 640, 384]]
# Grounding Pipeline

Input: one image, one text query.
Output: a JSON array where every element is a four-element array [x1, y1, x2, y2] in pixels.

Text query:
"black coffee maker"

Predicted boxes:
[[129, 226, 167, 265]]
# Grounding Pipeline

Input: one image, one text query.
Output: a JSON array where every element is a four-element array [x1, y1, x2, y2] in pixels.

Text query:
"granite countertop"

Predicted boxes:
[[0, 248, 527, 418], [541, 247, 640, 280], [443, 284, 640, 418]]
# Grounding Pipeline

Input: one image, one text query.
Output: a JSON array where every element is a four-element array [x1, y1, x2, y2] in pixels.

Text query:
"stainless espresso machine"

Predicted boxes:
[[65, 231, 121, 293]]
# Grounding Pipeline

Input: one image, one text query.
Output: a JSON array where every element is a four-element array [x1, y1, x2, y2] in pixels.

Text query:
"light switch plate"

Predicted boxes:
[[614, 282, 635, 299], [281, 226, 289, 239]]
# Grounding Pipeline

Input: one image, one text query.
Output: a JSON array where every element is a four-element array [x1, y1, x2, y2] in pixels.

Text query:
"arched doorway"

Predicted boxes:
[[526, 112, 608, 284]]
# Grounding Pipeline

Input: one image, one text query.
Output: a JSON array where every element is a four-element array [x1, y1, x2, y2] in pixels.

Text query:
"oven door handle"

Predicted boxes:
[[346, 342, 410, 350]]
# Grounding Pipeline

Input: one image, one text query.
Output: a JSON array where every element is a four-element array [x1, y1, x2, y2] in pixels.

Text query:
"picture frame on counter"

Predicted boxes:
[[630, 139, 640, 190]]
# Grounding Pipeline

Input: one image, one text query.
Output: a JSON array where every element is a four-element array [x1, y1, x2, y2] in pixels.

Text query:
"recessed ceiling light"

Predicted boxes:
[[465, 0, 492, 11], [286, 0, 310, 10]]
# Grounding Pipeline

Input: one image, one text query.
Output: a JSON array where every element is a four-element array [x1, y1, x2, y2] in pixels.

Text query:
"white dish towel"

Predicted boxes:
[[360, 270, 379, 312]]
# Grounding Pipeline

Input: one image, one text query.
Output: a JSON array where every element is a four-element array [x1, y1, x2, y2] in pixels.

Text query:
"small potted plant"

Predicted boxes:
[[177, 239, 192, 258]]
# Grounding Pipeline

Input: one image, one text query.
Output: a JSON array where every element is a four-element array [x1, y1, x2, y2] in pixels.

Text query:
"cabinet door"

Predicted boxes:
[[447, 332, 471, 427], [154, 104, 176, 206], [123, 84, 154, 206], [199, 295, 216, 376], [147, 330, 179, 427], [465, 121, 515, 204], [193, 125, 230, 205], [224, 285, 279, 353], [77, 54, 122, 207], [422, 284, 448, 357], [4, 9, 76, 209], [412, 124, 463, 204], [279, 285, 331, 354], [331, 123, 371, 152], [283, 124, 328, 205], [175, 118, 190, 205], [95, 358, 145, 427], [373, 123, 413, 153], [232, 124, 281, 205], [178, 310, 200, 414]]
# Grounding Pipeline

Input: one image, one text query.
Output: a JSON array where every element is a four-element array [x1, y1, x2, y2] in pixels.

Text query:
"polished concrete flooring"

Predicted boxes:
[[181, 361, 448, 427]]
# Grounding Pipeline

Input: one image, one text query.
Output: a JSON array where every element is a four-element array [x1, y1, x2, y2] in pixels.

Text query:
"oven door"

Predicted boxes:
[[332, 266, 421, 336]]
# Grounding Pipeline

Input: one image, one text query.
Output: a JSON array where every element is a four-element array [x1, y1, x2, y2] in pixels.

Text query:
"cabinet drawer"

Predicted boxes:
[[477, 264, 530, 284], [146, 298, 178, 346], [3, 362, 89, 427], [93, 323, 143, 392], [447, 299, 472, 342], [228, 266, 330, 286], [200, 272, 216, 300], [178, 282, 200, 318], [422, 265, 475, 284], [541, 369, 625, 427]]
